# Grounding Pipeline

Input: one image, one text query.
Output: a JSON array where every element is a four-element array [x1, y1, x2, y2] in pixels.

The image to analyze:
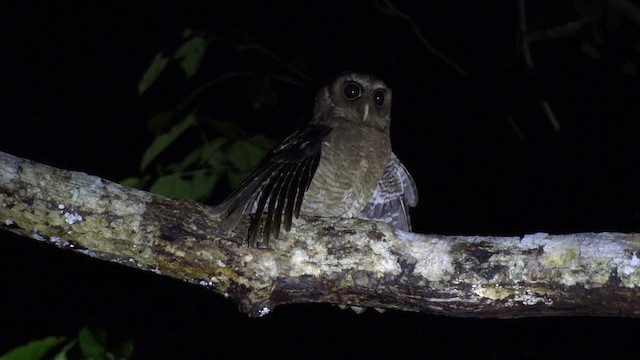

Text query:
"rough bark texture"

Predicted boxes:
[[1, 150, 640, 317]]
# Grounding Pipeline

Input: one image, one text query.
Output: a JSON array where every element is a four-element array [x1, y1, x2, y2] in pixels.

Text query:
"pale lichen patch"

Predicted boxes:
[[76, 248, 98, 257], [617, 252, 640, 287], [5, 218, 14, 226], [369, 240, 401, 276], [290, 248, 321, 277], [474, 284, 511, 300], [50, 236, 62, 245], [520, 232, 549, 248], [403, 237, 454, 283], [535, 234, 631, 288], [507, 258, 527, 282], [174, 249, 186, 257], [541, 236, 579, 268], [256, 256, 278, 278], [258, 306, 271, 317], [507, 289, 553, 307], [91, 178, 105, 189], [64, 211, 83, 224]]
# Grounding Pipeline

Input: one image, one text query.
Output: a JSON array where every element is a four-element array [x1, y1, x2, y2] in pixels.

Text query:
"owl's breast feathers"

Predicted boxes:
[[300, 121, 391, 218]]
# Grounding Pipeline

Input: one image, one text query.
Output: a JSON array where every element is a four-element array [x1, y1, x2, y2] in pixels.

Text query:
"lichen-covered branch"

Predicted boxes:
[[1, 150, 640, 317]]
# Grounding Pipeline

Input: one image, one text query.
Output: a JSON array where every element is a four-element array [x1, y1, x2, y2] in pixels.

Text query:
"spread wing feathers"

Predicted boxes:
[[359, 152, 418, 231], [217, 124, 332, 246]]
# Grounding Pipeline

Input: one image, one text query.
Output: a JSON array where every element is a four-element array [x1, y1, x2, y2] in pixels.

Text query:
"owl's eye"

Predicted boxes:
[[373, 90, 385, 107], [343, 82, 361, 100]]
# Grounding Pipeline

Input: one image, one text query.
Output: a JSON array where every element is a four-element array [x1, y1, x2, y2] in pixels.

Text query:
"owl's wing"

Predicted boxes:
[[217, 124, 332, 246], [359, 152, 418, 231]]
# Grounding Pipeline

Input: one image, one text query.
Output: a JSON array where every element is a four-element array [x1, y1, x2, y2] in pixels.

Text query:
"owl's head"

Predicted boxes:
[[313, 72, 392, 131]]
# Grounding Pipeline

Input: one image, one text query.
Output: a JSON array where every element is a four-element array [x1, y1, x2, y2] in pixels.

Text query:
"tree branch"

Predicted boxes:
[[1, 151, 640, 317]]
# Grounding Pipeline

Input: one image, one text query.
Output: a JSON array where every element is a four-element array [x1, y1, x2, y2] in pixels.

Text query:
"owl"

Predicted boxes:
[[218, 72, 418, 246]]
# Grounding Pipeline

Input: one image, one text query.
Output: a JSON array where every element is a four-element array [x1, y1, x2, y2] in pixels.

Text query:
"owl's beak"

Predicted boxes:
[[362, 103, 369, 122]]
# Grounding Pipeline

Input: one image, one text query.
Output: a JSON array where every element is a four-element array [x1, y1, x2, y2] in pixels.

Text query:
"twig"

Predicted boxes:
[[518, 0, 561, 132], [609, 0, 640, 28], [375, 0, 467, 77]]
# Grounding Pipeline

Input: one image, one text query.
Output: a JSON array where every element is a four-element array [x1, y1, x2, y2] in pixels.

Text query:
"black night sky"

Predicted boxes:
[[2, 1, 640, 358]]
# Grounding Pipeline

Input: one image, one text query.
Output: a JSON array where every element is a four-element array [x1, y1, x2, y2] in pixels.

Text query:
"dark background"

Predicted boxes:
[[2, 1, 640, 358]]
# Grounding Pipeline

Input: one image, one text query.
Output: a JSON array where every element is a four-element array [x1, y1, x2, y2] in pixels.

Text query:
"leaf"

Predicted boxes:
[[147, 111, 173, 135], [247, 134, 278, 150], [52, 339, 76, 360], [174, 36, 208, 79], [138, 52, 169, 94], [165, 137, 227, 173], [210, 118, 245, 139], [581, 40, 600, 60], [150, 170, 220, 201], [78, 327, 106, 360], [167, 148, 201, 173], [116, 338, 135, 359], [200, 137, 227, 169], [622, 61, 638, 76], [227, 139, 267, 172], [0, 336, 67, 360], [226, 138, 272, 188], [227, 171, 248, 189], [141, 114, 196, 171]]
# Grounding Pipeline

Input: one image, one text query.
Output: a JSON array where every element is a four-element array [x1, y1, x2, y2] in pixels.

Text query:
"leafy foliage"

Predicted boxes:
[[0, 327, 133, 360], [125, 30, 303, 202], [527, 0, 640, 76], [0, 336, 66, 360]]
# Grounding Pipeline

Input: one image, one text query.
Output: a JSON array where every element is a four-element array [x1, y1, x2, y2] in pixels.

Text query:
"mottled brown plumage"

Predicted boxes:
[[217, 72, 417, 246]]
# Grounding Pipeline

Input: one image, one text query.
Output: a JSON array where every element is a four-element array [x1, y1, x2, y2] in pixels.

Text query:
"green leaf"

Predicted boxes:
[[227, 139, 268, 172], [247, 134, 278, 150], [0, 336, 67, 360], [150, 170, 220, 200], [581, 40, 600, 60], [138, 52, 169, 94], [622, 61, 638, 76], [52, 339, 76, 360], [78, 327, 106, 360], [116, 338, 135, 359], [210, 119, 245, 139], [226, 138, 271, 189], [141, 114, 197, 171], [227, 170, 248, 189], [174, 36, 208, 79], [167, 147, 201, 173], [148, 111, 174, 135], [165, 137, 227, 173], [120, 176, 144, 189], [200, 137, 227, 166]]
